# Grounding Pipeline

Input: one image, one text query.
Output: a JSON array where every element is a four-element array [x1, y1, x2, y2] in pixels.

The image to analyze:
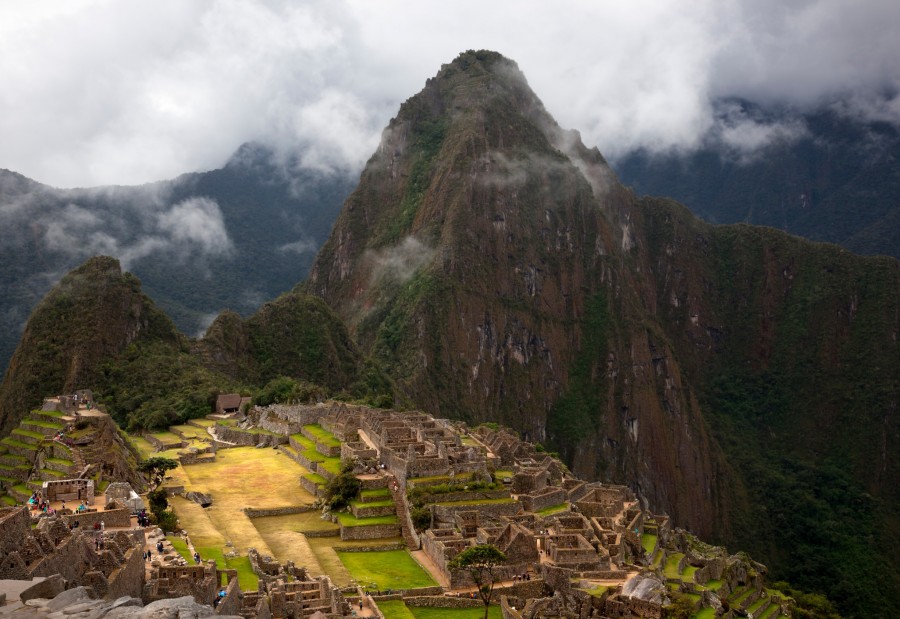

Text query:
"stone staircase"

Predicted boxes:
[[386, 475, 420, 551]]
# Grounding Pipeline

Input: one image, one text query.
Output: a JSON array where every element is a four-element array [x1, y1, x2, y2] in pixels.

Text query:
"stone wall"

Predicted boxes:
[[105, 538, 145, 599], [215, 576, 242, 615], [433, 501, 522, 521], [215, 426, 287, 448], [243, 506, 313, 519], [519, 487, 567, 513], [0, 507, 31, 555], [405, 595, 481, 608], [339, 523, 401, 540], [63, 506, 131, 529]]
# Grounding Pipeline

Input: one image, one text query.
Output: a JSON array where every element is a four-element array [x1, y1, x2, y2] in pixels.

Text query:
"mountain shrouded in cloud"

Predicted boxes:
[[0, 142, 355, 373], [2, 1, 900, 188], [306, 50, 899, 615]]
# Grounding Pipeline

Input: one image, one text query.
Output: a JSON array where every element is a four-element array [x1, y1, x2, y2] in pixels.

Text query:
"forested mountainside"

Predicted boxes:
[[306, 50, 899, 615], [0, 143, 355, 374], [0, 256, 393, 437], [615, 99, 900, 259]]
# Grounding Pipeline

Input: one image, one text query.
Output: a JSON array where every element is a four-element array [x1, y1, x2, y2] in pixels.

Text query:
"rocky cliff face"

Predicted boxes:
[[306, 51, 728, 535], [307, 50, 899, 613]]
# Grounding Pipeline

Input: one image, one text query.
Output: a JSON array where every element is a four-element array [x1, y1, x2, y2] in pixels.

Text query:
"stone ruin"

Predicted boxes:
[[0, 506, 144, 600]]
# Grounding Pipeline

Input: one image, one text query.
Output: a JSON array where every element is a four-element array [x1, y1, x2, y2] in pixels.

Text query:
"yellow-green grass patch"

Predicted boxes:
[[177, 448, 315, 560], [377, 600, 417, 619], [302, 424, 341, 447], [337, 549, 436, 590], [180, 446, 315, 510], [306, 535, 404, 586], [641, 533, 657, 555], [692, 607, 716, 619], [189, 419, 217, 427], [150, 431, 182, 443], [361, 488, 391, 499], [168, 536, 193, 562], [433, 498, 516, 507], [250, 514, 326, 575], [664, 553, 684, 579], [195, 545, 258, 591], [336, 512, 399, 527], [536, 503, 569, 516], [170, 425, 211, 439]]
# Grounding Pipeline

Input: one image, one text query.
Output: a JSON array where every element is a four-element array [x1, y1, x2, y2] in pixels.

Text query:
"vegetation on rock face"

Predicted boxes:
[[305, 50, 899, 616]]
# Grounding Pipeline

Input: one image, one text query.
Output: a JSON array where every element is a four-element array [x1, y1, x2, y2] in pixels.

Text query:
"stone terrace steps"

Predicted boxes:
[[386, 475, 420, 551]]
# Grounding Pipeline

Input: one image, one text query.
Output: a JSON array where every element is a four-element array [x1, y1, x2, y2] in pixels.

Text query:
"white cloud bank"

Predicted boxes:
[[1, 0, 898, 187]]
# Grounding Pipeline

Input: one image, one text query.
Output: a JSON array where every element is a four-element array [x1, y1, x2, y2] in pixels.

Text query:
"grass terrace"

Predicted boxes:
[[361, 488, 391, 499], [407, 473, 474, 488], [302, 424, 341, 447], [150, 431, 182, 444], [168, 536, 193, 562], [337, 549, 436, 591], [292, 434, 325, 462], [692, 608, 716, 619], [433, 498, 516, 507], [188, 419, 217, 427], [641, 533, 658, 555], [335, 512, 399, 527], [682, 565, 699, 582], [170, 424, 210, 439], [27, 419, 64, 430], [536, 503, 569, 517], [378, 600, 502, 619], [664, 553, 685, 580]]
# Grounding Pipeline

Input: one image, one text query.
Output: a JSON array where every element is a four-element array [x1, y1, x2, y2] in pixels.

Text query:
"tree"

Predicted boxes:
[[138, 457, 178, 491], [449, 544, 507, 619], [323, 471, 361, 511]]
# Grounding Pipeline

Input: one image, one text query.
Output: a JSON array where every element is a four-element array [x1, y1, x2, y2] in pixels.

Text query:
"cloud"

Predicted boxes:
[[366, 236, 434, 284], [157, 196, 232, 256], [1, 0, 899, 187]]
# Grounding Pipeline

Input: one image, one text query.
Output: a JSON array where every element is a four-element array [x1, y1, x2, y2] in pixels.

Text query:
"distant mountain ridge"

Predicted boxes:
[[0, 143, 356, 374], [615, 98, 900, 258]]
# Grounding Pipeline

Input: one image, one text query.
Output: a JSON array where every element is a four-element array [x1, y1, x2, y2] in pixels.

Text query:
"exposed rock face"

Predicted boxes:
[[306, 50, 900, 613], [305, 50, 730, 536]]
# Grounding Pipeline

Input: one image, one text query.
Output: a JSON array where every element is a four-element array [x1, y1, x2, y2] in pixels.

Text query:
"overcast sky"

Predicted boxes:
[[1, 0, 898, 188]]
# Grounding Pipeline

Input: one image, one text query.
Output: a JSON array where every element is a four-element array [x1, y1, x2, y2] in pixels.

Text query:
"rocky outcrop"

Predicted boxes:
[[11, 591, 241, 618]]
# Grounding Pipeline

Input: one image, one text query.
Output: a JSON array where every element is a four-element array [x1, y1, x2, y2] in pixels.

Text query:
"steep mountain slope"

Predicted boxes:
[[615, 100, 900, 259], [0, 143, 355, 374], [306, 50, 899, 614], [0, 257, 390, 435], [0, 256, 180, 436]]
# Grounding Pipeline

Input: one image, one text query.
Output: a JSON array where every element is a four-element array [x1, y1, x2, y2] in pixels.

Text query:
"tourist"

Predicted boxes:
[[100, 521, 105, 531], [194, 551, 201, 564]]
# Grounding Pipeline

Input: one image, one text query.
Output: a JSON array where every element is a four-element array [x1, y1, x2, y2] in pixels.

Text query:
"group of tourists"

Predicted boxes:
[[136, 509, 151, 527], [28, 491, 51, 513]]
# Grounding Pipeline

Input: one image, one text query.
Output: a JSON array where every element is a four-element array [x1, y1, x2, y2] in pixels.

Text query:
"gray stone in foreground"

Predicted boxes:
[[20, 574, 65, 602], [46, 587, 94, 613]]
